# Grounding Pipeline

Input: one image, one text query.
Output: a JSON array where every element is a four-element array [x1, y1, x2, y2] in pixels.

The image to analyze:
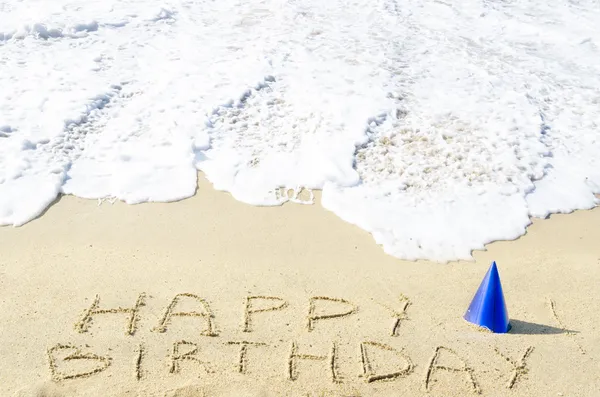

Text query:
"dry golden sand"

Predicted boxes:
[[0, 175, 599, 397]]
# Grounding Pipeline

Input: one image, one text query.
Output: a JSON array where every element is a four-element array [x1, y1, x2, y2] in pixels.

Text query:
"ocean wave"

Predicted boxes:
[[1, 0, 598, 261]]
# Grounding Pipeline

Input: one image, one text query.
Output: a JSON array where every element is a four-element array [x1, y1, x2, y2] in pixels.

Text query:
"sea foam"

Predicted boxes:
[[1, 0, 599, 261]]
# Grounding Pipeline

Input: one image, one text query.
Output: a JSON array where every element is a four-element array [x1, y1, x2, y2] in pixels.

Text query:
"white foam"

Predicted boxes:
[[1, 0, 599, 261]]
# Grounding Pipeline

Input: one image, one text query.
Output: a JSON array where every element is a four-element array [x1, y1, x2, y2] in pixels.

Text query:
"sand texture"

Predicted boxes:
[[1, 176, 599, 397]]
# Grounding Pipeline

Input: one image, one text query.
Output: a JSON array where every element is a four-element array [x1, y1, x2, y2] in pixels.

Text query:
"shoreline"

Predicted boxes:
[[6, 174, 600, 264]]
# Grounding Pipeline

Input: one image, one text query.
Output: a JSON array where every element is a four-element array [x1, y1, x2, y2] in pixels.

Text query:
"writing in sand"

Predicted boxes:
[[46, 293, 538, 394]]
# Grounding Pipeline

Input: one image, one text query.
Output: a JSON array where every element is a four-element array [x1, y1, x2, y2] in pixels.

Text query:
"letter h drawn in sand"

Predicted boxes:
[[288, 341, 342, 383], [74, 293, 146, 335], [154, 293, 218, 336]]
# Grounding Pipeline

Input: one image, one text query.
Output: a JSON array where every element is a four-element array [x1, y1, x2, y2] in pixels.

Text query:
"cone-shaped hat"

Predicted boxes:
[[464, 261, 510, 333]]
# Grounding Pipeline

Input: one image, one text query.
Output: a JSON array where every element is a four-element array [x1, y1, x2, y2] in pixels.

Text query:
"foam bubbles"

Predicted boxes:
[[1, 0, 599, 261]]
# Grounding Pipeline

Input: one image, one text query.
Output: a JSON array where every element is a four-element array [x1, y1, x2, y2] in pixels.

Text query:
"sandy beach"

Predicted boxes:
[[0, 174, 598, 397], [2, 0, 600, 395]]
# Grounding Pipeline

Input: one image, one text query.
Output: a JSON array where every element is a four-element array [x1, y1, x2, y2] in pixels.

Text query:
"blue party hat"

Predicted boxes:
[[464, 261, 510, 333]]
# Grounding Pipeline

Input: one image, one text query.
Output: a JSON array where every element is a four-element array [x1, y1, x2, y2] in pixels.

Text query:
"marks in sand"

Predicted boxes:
[[153, 293, 218, 337], [376, 294, 411, 337], [75, 293, 146, 336], [47, 344, 112, 382], [359, 341, 413, 383], [226, 341, 267, 374], [243, 295, 288, 333], [308, 296, 357, 332], [170, 340, 212, 375], [424, 346, 481, 394], [44, 293, 588, 395], [493, 346, 534, 389], [135, 343, 145, 381], [548, 298, 585, 354], [288, 341, 343, 383]]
